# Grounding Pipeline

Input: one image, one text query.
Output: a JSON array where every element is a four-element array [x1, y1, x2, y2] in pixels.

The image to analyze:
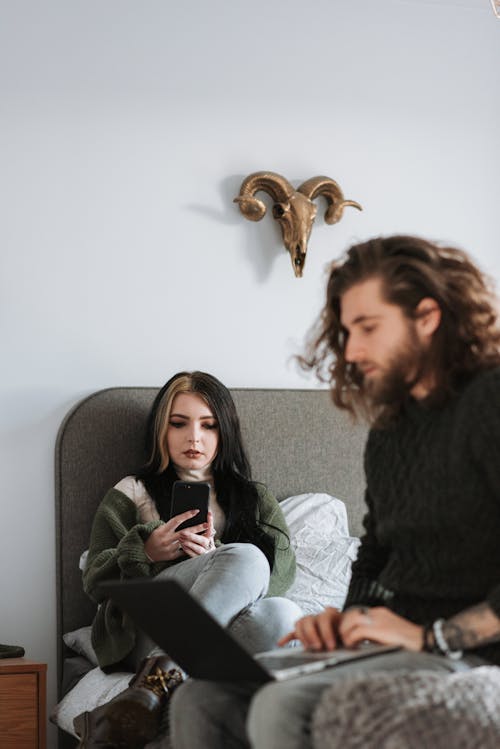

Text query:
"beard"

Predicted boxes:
[[360, 329, 427, 408]]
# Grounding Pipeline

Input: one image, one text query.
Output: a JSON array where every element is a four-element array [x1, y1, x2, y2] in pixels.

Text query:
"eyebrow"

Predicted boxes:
[[342, 314, 382, 330], [169, 412, 216, 420]]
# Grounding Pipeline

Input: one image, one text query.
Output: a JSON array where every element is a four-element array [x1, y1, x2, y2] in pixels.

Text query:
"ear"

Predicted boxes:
[[415, 297, 441, 339]]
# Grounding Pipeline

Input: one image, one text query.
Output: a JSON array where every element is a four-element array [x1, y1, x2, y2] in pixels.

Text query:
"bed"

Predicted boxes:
[[53, 386, 368, 747]]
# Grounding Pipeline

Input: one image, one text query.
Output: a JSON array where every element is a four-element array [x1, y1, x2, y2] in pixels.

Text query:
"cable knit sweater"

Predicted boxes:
[[344, 367, 500, 664], [83, 481, 295, 668]]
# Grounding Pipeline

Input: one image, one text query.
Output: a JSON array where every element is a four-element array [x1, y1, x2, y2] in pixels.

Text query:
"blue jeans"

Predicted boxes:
[[129, 542, 302, 668], [170, 650, 483, 749]]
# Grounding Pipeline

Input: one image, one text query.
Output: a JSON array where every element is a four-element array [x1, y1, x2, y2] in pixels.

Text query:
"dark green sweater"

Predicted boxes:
[[344, 367, 500, 664], [83, 483, 295, 668]]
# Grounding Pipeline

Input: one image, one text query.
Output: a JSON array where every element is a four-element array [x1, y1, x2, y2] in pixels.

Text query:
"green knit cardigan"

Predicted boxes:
[[83, 483, 296, 668]]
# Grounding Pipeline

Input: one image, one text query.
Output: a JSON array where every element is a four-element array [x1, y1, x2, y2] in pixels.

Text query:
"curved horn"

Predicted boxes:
[[298, 176, 362, 225], [234, 171, 294, 222]]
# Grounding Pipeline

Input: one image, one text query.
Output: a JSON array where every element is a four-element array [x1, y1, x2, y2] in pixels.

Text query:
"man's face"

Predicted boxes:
[[340, 277, 428, 402]]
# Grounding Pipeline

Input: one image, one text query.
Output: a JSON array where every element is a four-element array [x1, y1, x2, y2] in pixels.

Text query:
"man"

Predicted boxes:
[[170, 235, 500, 749]]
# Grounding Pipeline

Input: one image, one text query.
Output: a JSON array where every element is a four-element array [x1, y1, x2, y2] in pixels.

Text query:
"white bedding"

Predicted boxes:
[[281, 492, 360, 615]]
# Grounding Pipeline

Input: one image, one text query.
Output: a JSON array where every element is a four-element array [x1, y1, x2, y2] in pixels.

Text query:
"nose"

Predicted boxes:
[[344, 333, 363, 364], [187, 425, 201, 443]]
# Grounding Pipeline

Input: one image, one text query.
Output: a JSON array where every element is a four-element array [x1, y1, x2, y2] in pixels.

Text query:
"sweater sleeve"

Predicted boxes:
[[82, 488, 171, 604], [465, 370, 500, 618], [256, 486, 296, 597], [343, 489, 392, 610]]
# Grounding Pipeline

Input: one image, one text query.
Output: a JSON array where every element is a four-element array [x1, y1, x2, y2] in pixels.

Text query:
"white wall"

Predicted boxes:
[[1, 0, 498, 739]]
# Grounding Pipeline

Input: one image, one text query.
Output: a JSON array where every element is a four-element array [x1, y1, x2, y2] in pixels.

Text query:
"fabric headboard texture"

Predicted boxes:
[[55, 387, 368, 686]]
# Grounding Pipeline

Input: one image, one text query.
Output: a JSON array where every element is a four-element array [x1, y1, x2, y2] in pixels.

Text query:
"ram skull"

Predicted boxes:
[[234, 171, 362, 277]]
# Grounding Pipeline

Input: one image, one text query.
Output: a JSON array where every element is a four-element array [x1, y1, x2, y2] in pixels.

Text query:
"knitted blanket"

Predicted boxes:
[[312, 667, 500, 749]]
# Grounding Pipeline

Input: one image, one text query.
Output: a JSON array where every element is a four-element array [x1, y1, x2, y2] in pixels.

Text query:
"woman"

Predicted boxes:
[[75, 371, 300, 748]]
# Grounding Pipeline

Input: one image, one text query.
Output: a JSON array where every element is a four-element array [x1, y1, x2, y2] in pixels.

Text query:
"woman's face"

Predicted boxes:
[[166, 392, 219, 471]]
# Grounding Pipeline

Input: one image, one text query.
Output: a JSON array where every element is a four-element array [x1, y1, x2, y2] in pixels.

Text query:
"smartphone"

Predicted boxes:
[[170, 480, 210, 531]]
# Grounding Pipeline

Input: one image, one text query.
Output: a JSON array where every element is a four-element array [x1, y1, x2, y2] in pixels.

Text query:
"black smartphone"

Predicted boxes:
[[170, 481, 210, 531]]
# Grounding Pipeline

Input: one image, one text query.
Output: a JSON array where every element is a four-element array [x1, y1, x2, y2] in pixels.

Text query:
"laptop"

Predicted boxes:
[[98, 579, 400, 685]]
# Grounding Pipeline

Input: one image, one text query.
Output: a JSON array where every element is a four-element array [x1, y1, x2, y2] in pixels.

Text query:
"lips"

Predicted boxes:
[[184, 450, 201, 458], [360, 364, 377, 378]]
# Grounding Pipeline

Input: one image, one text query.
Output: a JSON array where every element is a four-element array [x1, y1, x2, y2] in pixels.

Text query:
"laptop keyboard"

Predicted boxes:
[[256, 651, 338, 670]]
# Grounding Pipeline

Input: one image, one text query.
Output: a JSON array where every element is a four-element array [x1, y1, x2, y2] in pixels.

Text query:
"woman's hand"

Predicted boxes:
[[278, 607, 342, 651], [144, 510, 208, 562], [339, 606, 424, 651], [178, 510, 216, 558]]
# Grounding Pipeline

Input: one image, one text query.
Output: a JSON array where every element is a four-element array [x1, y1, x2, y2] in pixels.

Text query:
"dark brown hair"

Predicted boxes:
[[300, 235, 500, 423]]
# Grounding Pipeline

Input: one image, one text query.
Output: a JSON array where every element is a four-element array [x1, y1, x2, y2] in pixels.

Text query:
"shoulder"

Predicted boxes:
[[113, 476, 159, 522], [95, 478, 148, 514], [254, 483, 280, 514], [97, 482, 138, 515], [452, 367, 500, 437], [114, 476, 148, 502], [255, 482, 274, 502], [90, 484, 140, 532], [459, 366, 500, 404], [450, 367, 500, 426]]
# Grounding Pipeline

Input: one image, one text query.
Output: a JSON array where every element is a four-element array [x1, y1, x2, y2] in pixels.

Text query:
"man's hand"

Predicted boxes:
[[278, 607, 342, 651], [278, 605, 425, 652], [339, 606, 423, 651]]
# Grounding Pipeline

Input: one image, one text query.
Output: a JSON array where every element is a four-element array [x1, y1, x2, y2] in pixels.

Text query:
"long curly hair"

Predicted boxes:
[[299, 235, 500, 423]]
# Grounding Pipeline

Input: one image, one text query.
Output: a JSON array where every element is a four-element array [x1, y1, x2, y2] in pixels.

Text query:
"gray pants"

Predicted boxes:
[[170, 650, 483, 749], [129, 542, 302, 669]]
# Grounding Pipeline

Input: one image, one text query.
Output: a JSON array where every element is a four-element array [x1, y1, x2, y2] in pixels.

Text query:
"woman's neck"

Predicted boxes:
[[173, 463, 213, 484]]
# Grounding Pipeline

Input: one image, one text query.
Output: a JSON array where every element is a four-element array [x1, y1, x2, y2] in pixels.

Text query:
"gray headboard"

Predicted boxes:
[[55, 387, 368, 682]]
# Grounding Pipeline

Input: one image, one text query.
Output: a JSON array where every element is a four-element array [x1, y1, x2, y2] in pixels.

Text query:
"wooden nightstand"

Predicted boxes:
[[0, 658, 47, 749]]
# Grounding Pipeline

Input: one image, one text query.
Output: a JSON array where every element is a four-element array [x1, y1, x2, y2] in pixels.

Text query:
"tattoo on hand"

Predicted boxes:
[[444, 602, 500, 651]]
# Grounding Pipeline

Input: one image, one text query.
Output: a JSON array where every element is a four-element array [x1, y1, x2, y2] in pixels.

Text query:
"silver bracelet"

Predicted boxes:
[[432, 618, 463, 660]]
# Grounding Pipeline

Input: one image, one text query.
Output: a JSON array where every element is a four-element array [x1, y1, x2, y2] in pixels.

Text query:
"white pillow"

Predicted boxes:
[[281, 493, 360, 615], [63, 626, 99, 666]]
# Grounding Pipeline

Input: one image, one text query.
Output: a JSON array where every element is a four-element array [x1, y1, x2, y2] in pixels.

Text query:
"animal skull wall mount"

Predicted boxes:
[[234, 171, 362, 277]]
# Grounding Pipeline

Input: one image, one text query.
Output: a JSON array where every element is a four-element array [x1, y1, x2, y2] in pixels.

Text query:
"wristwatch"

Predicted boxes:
[[427, 619, 463, 660]]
